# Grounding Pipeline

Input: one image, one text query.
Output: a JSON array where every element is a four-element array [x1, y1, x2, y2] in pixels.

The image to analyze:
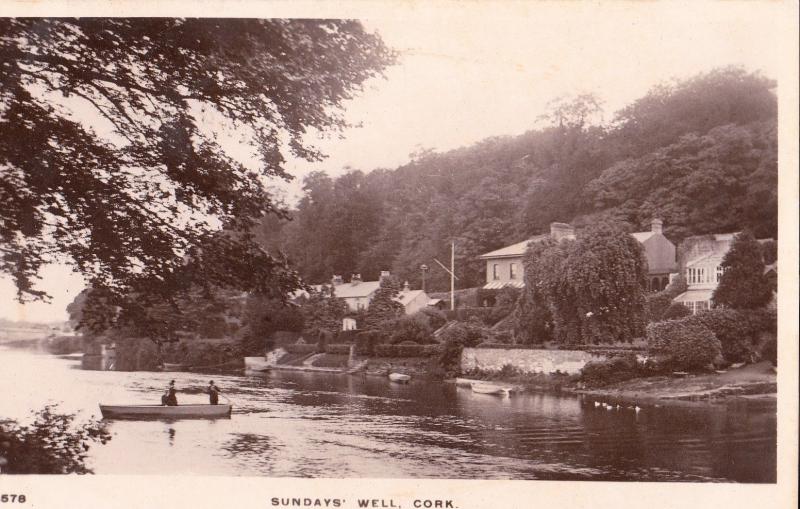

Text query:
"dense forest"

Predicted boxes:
[[255, 67, 778, 293]]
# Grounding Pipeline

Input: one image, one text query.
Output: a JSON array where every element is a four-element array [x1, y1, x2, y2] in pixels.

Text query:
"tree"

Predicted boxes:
[[712, 231, 774, 309], [518, 222, 648, 345], [300, 285, 348, 338], [0, 406, 110, 474], [363, 275, 404, 331], [0, 19, 395, 304]]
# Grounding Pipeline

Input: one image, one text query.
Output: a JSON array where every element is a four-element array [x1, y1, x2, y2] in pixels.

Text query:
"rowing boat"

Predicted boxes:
[[388, 373, 411, 383], [470, 383, 511, 396], [99, 404, 232, 419]]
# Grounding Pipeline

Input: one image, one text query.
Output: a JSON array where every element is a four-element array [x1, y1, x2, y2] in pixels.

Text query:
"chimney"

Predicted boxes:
[[380, 270, 391, 280], [550, 222, 575, 242], [351, 273, 361, 285], [651, 218, 663, 234], [331, 275, 343, 286], [403, 281, 410, 292]]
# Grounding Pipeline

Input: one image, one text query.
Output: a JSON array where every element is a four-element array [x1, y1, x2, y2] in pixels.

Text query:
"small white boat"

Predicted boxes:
[[470, 382, 511, 396], [99, 404, 232, 419], [388, 373, 411, 383]]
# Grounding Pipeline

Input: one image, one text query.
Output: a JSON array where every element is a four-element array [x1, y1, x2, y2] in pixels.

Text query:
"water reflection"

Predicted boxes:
[[0, 346, 776, 481]]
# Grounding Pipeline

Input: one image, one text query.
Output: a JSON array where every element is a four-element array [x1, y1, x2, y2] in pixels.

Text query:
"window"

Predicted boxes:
[[510, 263, 518, 279], [716, 265, 724, 282], [493, 264, 499, 280]]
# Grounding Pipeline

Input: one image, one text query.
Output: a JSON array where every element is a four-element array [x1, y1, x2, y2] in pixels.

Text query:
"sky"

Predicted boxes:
[[0, 1, 793, 322]]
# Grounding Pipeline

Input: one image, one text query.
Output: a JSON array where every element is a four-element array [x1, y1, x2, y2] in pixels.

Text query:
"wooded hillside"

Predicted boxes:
[[257, 67, 777, 292]]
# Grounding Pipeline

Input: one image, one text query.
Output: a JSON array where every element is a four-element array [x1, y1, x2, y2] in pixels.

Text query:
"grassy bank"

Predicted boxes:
[[570, 361, 776, 406]]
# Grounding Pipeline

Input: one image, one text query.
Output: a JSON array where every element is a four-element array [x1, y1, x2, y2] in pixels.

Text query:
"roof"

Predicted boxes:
[[630, 231, 655, 243], [673, 289, 714, 303], [479, 234, 548, 259], [393, 290, 428, 307], [330, 281, 381, 299], [685, 252, 724, 268], [482, 281, 525, 290]]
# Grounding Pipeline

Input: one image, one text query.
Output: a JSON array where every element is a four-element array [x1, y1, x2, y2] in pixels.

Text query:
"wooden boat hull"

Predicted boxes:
[[99, 404, 232, 419], [470, 383, 510, 395], [388, 373, 411, 383]]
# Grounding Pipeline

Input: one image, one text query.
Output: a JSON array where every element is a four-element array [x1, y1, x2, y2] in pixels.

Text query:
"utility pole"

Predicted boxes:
[[420, 264, 428, 293], [450, 241, 455, 310], [433, 242, 458, 311]]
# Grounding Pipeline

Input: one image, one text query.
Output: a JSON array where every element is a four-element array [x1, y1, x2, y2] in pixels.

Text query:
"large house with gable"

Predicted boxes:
[[479, 220, 678, 292]]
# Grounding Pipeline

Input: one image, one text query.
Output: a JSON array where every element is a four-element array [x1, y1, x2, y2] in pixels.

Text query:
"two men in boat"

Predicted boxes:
[[159, 380, 222, 406]]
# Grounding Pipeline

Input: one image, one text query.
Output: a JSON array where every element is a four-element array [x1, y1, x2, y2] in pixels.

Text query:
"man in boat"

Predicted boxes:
[[166, 380, 178, 406], [207, 380, 221, 405], [161, 389, 170, 406]]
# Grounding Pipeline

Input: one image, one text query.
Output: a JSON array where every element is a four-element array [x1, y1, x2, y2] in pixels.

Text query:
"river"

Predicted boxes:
[[0, 346, 776, 482]]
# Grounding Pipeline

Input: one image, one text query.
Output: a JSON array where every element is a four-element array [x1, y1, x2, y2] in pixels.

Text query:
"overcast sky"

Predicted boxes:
[[0, 1, 792, 322]]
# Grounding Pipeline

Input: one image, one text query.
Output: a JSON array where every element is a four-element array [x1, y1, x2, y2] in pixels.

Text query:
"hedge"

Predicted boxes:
[[284, 343, 318, 354], [647, 319, 721, 370], [443, 307, 496, 325], [686, 308, 776, 363], [325, 343, 352, 355], [580, 354, 639, 386], [354, 331, 379, 356], [373, 343, 440, 358]]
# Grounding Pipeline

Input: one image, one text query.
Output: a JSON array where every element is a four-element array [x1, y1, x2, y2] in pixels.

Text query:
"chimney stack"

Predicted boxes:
[[331, 275, 343, 286], [651, 218, 663, 234], [379, 270, 391, 280], [550, 222, 575, 242], [350, 273, 361, 285], [403, 281, 410, 292]]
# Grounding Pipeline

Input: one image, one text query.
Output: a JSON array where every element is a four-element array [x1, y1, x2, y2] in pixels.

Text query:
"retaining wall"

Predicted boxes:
[[460, 347, 607, 375]]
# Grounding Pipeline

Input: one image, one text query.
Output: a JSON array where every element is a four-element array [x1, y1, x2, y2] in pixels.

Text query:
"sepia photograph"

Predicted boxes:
[[0, 1, 797, 508]]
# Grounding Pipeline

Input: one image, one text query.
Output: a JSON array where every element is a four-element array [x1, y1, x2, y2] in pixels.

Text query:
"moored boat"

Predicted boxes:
[[99, 404, 232, 419], [470, 382, 511, 396], [388, 373, 411, 383]]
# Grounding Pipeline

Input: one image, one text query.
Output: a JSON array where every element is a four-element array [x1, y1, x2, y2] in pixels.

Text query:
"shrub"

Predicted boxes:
[[181, 339, 242, 368], [647, 319, 721, 370], [337, 330, 360, 344], [436, 319, 490, 377], [443, 307, 495, 325], [687, 308, 777, 364], [354, 331, 379, 356], [662, 302, 691, 320], [0, 406, 111, 474], [373, 343, 439, 357], [419, 307, 447, 330], [580, 354, 639, 386], [325, 343, 352, 355], [761, 337, 777, 366], [646, 276, 687, 323], [384, 314, 433, 344]]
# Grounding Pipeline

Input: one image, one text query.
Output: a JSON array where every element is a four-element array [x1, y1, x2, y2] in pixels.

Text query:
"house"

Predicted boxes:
[[329, 273, 382, 312], [630, 219, 678, 292], [672, 233, 775, 314], [394, 282, 431, 315], [479, 220, 679, 293], [478, 222, 576, 290]]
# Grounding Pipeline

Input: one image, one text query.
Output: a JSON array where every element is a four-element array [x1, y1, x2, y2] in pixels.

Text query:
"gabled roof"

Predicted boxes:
[[630, 231, 655, 243], [479, 234, 548, 259], [393, 290, 428, 307], [330, 281, 381, 299], [686, 252, 724, 268]]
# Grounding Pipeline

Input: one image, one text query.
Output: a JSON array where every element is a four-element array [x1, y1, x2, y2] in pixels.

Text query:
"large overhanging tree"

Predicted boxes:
[[0, 18, 396, 310]]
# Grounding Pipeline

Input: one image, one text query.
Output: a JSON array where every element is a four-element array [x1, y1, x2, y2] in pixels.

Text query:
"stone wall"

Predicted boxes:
[[460, 347, 607, 375]]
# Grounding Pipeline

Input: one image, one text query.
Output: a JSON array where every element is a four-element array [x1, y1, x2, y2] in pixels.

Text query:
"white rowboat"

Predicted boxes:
[[470, 383, 511, 396], [388, 373, 411, 383], [99, 404, 232, 419]]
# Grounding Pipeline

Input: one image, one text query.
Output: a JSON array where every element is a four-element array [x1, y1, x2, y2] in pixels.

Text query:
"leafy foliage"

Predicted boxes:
[[580, 354, 639, 387], [685, 308, 776, 364], [662, 302, 692, 320], [261, 67, 776, 292], [299, 286, 347, 338], [436, 319, 490, 377], [712, 231, 774, 309], [0, 18, 394, 306], [382, 313, 434, 344], [362, 275, 404, 331], [646, 319, 722, 370], [519, 222, 648, 345], [0, 406, 110, 474]]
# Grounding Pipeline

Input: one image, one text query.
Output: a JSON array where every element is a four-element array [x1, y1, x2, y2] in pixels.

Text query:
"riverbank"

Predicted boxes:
[[569, 361, 777, 406]]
